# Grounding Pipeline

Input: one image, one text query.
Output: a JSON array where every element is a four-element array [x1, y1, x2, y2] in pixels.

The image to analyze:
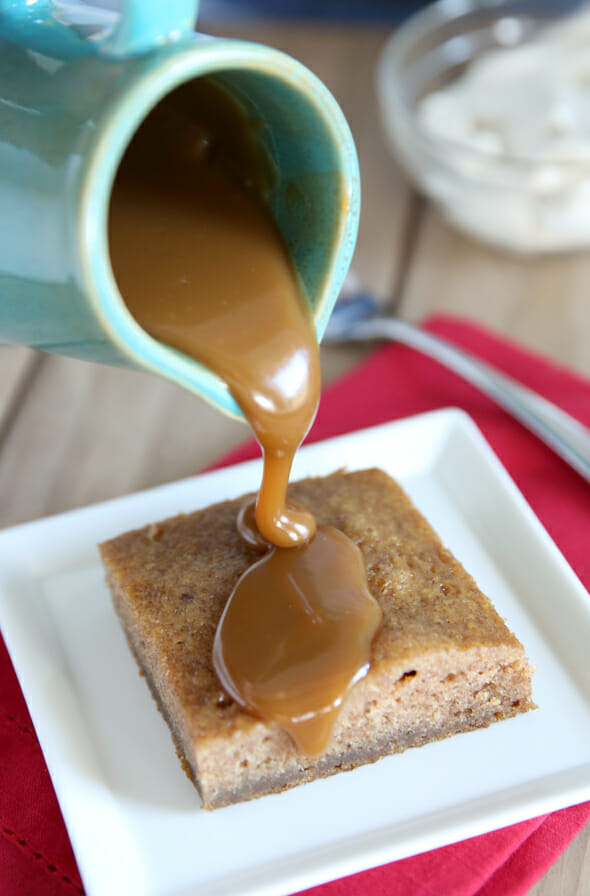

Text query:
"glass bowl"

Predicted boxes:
[[376, 0, 590, 253]]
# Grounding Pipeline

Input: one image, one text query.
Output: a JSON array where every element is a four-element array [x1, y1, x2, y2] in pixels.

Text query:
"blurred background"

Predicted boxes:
[[199, 0, 429, 20]]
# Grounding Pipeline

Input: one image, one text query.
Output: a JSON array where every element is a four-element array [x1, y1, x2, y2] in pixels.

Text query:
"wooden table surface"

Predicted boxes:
[[1, 21, 589, 896]]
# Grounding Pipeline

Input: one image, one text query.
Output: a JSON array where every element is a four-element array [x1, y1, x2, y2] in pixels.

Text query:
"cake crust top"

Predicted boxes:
[[99, 468, 523, 740]]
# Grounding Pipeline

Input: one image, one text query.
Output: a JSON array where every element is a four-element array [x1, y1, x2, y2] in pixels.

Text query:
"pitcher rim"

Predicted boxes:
[[77, 37, 360, 419]]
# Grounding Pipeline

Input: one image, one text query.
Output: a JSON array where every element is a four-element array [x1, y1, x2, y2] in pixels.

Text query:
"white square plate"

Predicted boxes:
[[1, 409, 590, 896]]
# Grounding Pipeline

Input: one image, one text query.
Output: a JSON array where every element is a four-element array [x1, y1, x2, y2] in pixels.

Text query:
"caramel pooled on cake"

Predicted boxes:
[[99, 468, 534, 809]]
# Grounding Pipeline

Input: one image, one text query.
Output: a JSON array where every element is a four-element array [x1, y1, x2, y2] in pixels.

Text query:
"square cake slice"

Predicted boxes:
[[99, 468, 534, 809]]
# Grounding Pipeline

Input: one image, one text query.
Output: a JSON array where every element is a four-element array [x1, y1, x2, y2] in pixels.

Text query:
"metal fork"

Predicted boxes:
[[323, 295, 590, 485]]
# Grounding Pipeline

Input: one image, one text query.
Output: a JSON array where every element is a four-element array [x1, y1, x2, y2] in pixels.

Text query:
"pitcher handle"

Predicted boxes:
[[101, 0, 199, 56], [0, 0, 199, 57]]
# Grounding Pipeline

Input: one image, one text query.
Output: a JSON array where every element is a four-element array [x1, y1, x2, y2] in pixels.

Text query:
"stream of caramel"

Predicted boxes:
[[108, 78, 381, 756]]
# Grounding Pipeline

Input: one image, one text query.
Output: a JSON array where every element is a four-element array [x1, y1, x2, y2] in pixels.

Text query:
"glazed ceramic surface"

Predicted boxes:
[[0, 1, 359, 417]]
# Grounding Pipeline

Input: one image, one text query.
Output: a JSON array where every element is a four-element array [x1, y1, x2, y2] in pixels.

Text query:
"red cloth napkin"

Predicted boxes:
[[1, 314, 589, 896]]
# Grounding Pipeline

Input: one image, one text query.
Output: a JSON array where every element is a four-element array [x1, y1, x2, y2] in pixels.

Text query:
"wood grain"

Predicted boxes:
[[0, 346, 41, 439], [398, 206, 590, 375], [0, 354, 246, 526], [528, 824, 590, 896]]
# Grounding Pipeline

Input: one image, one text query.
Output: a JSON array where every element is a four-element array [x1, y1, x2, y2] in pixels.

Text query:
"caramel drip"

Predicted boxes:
[[108, 77, 381, 755], [213, 526, 382, 756], [108, 78, 318, 547]]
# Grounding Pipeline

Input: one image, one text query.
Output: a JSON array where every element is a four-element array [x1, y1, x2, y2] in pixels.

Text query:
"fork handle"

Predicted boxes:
[[349, 317, 590, 486]]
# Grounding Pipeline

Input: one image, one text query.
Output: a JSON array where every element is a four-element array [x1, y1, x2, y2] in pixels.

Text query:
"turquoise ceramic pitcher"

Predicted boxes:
[[0, 1, 359, 419]]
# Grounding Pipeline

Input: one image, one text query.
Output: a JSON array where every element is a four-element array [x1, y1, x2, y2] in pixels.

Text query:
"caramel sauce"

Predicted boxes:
[[213, 526, 381, 756], [108, 78, 381, 756]]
